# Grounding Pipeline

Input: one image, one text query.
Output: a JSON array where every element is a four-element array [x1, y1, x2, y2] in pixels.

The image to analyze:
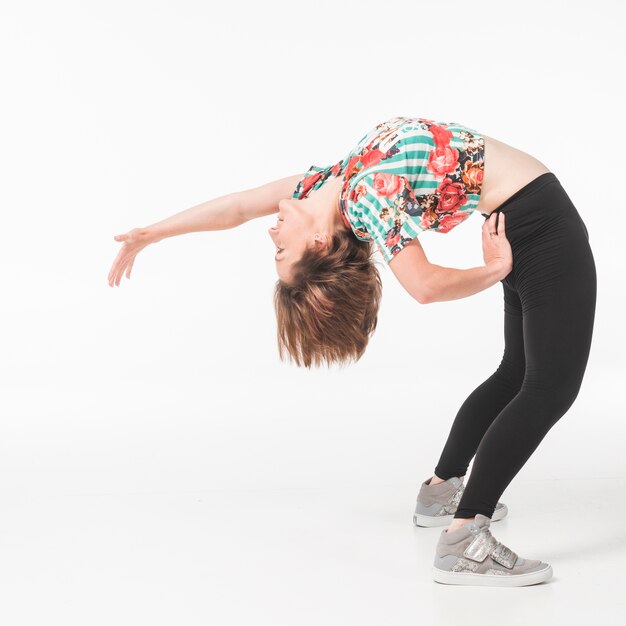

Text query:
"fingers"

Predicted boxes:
[[108, 250, 125, 286], [116, 254, 137, 285], [110, 235, 125, 286], [482, 213, 497, 235], [482, 217, 492, 244], [492, 211, 504, 235], [482, 215, 492, 235], [116, 258, 129, 286], [109, 232, 141, 286], [108, 264, 118, 287], [484, 212, 505, 236], [109, 242, 144, 286], [108, 259, 120, 286], [109, 255, 129, 287], [114, 265, 125, 286]]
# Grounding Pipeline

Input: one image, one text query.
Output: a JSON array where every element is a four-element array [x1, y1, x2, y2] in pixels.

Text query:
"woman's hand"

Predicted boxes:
[[482, 212, 513, 278], [108, 227, 153, 287]]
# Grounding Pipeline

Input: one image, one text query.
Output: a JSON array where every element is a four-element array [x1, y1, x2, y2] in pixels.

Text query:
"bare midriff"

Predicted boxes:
[[476, 135, 552, 216]]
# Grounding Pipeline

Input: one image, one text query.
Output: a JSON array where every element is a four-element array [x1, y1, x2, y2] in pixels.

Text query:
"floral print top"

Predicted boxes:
[[292, 116, 486, 263]]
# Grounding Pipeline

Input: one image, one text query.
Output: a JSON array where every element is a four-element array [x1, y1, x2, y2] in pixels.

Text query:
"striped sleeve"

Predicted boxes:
[[353, 171, 426, 263], [292, 164, 333, 199]]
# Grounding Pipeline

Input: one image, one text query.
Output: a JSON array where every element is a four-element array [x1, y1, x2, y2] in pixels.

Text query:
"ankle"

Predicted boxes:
[[430, 474, 446, 485], [446, 517, 475, 533]]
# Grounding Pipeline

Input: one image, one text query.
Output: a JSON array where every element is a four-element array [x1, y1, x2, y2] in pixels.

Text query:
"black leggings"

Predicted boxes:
[[433, 172, 597, 519]]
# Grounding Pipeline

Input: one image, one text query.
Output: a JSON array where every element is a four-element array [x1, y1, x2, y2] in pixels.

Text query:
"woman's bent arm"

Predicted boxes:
[[422, 212, 513, 303], [423, 261, 510, 303]]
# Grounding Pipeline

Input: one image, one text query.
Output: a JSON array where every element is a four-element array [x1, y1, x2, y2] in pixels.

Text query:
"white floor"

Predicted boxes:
[[0, 477, 624, 625]]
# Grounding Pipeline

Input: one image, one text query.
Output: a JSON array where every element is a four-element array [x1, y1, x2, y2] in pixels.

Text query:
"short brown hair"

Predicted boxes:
[[273, 229, 383, 368]]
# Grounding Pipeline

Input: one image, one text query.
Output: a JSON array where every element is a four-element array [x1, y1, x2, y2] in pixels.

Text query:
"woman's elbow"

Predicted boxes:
[[416, 290, 434, 305], [416, 279, 438, 304]]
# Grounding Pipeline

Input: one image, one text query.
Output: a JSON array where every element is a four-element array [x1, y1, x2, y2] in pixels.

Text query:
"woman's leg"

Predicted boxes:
[[433, 282, 526, 481], [453, 189, 597, 520]]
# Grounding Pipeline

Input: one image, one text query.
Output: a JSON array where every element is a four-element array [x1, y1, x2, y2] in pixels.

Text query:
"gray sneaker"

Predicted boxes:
[[413, 476, 508, 527], [432, 514, 553, 587]]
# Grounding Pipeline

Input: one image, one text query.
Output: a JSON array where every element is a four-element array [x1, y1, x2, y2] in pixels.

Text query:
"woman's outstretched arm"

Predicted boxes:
[[107, 172, 304, 287], [107, 191, 241, 287]]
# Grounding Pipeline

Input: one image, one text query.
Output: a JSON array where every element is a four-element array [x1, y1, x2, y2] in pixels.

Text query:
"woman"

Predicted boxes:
[[108, 116, 596, 588]]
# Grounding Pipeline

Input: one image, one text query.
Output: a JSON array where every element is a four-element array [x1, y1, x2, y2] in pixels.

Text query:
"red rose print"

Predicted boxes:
[[353, 182, 368, 203], [420, 209, 437, 230], [430, 124, 453, 147], [301, 171, 323, 197], [437, 178, 467, 213], [385, 230, 401, 248], [462, 160, 484, 194], [372, 172, 404, 197], [344, 154, 365, 181], [427, 145, 460, 178], [359, 148, 386, 169], [438, 211, 471, 233]]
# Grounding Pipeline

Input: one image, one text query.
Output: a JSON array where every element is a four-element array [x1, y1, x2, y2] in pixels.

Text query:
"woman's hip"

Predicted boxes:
[[486, 173, 596, 303]]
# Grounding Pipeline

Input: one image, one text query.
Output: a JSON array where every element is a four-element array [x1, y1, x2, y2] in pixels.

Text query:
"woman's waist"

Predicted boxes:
[[478, 135, 553, 215]]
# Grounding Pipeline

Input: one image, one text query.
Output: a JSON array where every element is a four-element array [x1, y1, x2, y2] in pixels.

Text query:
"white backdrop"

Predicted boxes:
[[0, 0, 623, 623]]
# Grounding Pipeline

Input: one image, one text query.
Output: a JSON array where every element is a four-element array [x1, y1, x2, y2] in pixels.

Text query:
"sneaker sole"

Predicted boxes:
[[432, 563, 553, 587], [413, 503, 508, 528]]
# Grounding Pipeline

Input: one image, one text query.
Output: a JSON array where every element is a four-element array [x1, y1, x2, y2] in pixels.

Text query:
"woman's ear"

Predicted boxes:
[[313, 233, 332, 252]]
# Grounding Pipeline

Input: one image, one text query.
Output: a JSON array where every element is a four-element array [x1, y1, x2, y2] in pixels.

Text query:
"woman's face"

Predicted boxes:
[[268, 180, 344, 284], [267, 198, 313, 283]]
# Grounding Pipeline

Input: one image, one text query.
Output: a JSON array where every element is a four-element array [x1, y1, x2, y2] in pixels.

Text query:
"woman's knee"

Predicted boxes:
[[492, 359, 525, 393], [521, 374, 583, 416]]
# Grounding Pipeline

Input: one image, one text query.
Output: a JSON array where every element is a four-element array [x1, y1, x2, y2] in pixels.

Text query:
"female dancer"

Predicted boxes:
[[108, 116, 596, 587]]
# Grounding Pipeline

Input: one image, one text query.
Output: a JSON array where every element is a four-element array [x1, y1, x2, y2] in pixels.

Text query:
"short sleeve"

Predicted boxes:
[[292, 164, 334, 200], [351, 171, 426, 263]]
